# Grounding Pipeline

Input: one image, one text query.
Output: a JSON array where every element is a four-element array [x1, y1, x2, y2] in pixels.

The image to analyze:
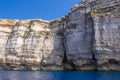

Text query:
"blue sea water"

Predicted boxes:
[[0, 71, 120, 80]]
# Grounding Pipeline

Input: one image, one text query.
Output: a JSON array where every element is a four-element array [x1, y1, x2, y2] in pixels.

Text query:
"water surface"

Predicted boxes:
[[0, 71, 120, 80]]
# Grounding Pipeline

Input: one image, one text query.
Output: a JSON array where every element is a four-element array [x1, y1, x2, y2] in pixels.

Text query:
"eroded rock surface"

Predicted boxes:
[[0, 19, 65, 70], [0, 0, 120, 70], [63, 7, 95, 70]]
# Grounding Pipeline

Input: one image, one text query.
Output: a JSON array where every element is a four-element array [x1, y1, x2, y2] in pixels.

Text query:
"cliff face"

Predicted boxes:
[[91, 0, 120, 70], [63, 7, 95, 70], [0, 0, 120, 70]]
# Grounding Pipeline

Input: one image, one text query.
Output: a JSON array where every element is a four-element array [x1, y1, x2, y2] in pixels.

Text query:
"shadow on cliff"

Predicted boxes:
[[85, 12, 97, 70]]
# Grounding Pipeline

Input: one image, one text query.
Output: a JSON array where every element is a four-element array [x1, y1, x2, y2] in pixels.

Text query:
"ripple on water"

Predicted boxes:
[[0, 71, 120, 80]]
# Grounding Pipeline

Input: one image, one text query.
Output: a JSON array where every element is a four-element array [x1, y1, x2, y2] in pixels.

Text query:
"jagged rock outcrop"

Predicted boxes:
[[0, 0, 120, 70]]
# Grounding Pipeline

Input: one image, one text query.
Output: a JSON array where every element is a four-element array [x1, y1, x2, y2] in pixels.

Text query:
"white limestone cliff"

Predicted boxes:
[[0, 0, 120, 70]]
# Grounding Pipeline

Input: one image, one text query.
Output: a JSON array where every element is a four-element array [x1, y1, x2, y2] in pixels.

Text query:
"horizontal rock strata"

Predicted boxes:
[[0, 0, 120, 70]]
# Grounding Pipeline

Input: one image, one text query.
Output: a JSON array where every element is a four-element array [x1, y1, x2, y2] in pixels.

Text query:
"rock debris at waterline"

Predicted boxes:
[[0, 0, 120, 70]]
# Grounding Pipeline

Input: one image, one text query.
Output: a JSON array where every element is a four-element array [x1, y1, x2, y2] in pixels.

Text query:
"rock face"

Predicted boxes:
[[0, 0, 120, 70], [63, 7, 95, 70], [0, 19, 65, 70], [91, 0, 120, 70]]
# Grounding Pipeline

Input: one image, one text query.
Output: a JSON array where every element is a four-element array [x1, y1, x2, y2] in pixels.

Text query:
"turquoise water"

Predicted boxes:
[[0, 71, 120, 80]]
